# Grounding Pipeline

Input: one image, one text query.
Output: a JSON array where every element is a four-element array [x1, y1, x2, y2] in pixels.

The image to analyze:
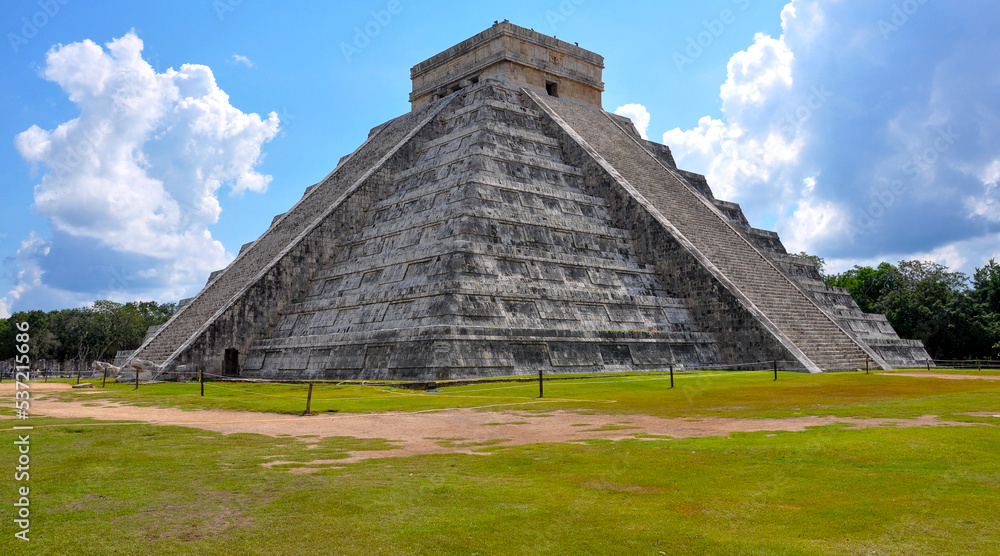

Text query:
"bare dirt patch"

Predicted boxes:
[[0, 382, 75, 392], [11, 389, 993, 472]]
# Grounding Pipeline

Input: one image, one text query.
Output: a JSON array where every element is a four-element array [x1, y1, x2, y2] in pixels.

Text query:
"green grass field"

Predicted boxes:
[[3, 370, 1000, 554]]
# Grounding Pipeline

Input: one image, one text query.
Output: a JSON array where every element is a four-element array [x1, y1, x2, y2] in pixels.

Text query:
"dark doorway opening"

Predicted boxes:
[[224, 348, 240, 377]]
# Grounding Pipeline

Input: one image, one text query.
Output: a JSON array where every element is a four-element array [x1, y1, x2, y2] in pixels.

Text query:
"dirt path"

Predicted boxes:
[[885, 372, 1000, 380], [3, 383, 992, 472]]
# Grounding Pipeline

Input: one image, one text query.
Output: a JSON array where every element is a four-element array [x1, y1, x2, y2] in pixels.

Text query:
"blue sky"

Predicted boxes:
[[2, 0, 998, 317]]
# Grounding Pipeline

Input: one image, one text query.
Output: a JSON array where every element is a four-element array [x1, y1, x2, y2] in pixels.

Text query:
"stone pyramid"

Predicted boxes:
[[126, 22, 930, 379]]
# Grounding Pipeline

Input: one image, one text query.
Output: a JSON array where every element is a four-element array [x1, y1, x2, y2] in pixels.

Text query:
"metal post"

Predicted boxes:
[[773, 360, 778, 381], [135, 367, 139, 390], [669, 364, 674, 389], [304, 383, 313, 415], [538, 369, 543, 398], [200, 369, 204, 397]]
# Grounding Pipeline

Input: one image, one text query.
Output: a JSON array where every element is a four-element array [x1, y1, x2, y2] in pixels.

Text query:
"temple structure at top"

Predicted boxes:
[[409, 21, 604, 109]]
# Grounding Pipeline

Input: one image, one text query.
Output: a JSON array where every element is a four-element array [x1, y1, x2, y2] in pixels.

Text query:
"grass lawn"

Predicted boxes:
[[2, 371, 1000, 554]]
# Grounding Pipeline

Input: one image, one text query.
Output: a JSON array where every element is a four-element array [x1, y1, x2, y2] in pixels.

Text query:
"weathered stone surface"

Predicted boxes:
[[126, 22, 929, 378], [410, 21, 604, 109]]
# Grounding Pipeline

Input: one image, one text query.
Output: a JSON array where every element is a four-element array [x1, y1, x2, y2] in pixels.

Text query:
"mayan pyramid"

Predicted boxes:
[[125, 22, 930, 379]]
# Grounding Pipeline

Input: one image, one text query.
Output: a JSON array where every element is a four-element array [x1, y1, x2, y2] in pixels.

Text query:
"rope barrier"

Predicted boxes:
[[202, 380, 617, 404]]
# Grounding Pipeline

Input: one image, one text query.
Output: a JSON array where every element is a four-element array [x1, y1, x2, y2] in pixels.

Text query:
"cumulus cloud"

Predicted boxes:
[[8, 31, 279, 313], [614, 103, 651, 140], [660, 0, 1000, 274]]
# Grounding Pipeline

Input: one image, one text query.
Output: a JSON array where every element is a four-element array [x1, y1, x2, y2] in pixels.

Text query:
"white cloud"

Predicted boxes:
[[662, 11, 803, 204], [232, 54, 253, 68], [970, 197, 1000, 223], [657, 0, 1000, 275], [781, 182, 850, 253], [719, 33, 793, 107], [966, 159, 1000, 222], [8, 31, 279, 312], [614, 103, 650, 140], [981, 160, 1000, 187]]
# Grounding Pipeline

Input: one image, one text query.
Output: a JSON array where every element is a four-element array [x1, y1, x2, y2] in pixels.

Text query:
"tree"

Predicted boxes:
[[90, 300, 148, 362], [0, 310, 59, 362], [0, 319, 9, 361], [1, 300, 177, 371], [876, 261, 999, 359], [973, 258, 1000, 315], [825, 262, 902, 313], [50, 308, 104, 370], [132, 300, 176, 326]]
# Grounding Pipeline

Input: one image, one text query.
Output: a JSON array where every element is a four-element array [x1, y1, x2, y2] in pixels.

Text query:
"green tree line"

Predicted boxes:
[[0, 300, 176, 368], [824, 258, 1000, 360]]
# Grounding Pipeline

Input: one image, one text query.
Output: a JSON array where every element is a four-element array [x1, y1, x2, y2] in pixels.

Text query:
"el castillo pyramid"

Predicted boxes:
[[125, 22, 930, 379]]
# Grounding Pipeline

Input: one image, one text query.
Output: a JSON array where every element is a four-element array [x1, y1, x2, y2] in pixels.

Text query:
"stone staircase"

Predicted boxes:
[[708, 197, 930, 367], [530, 92, 886, 371]]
